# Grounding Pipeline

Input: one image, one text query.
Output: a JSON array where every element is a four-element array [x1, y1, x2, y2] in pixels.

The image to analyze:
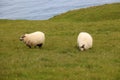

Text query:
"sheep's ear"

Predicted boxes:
[[81, 44, 85, 48], [80, 45, 85, 51], [20, 35, 25, 41], [23, 35, 26, 38], [21, 34, 26, 38]]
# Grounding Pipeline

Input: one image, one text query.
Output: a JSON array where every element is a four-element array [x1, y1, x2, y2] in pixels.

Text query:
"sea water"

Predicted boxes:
[[0, 0, 120, 20]]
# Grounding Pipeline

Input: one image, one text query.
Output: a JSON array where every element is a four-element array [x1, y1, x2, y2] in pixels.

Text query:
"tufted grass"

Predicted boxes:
[[0, 3, 120, 80]]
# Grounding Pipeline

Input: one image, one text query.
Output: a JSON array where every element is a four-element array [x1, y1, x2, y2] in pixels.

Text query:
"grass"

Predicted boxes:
[[50, 3, 120, 22], [0, 3, 120, 80]]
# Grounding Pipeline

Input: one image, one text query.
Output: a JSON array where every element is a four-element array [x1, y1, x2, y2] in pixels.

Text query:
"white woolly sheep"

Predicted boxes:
[[20, 31, 45, 48], [77, 32, 93, 51]]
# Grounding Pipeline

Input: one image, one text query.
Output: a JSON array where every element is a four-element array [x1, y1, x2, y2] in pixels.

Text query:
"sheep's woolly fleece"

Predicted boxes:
[[77, 32, 93, 51], [20, 31, 45, 48]]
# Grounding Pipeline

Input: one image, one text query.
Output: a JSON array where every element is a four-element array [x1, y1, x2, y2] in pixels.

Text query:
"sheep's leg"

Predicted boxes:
[[26, 44, 31, 48], [37, 43, 43, 48]]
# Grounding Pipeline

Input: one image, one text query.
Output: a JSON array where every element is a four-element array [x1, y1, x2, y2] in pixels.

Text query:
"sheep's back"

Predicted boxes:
[[26, 32, 45, 45], [77, 32, 93, 49]]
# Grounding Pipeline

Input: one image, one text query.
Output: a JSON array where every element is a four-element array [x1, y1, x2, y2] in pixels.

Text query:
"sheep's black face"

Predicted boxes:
[[20, 35, 25, 41], [80, 44, 85, 51]]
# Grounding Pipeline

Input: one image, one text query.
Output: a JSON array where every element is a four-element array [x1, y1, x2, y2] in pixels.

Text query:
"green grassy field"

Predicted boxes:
[[0, 3, 120, 80]]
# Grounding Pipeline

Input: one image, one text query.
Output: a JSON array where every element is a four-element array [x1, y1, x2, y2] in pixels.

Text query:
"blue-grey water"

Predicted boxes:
[[0, 0, 120, 20]]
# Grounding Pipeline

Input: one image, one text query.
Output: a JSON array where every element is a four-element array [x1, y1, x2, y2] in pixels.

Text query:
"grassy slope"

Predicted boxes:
[[0, 3, 120, 80], [50, 3, 120, 22]]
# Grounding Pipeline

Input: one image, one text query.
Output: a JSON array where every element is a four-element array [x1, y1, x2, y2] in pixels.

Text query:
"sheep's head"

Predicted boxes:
[[80, 44, 85, 51], [20, 34, 26, 41]]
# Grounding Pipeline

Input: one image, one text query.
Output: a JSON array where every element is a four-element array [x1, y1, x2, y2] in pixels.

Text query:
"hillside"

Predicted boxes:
[[50, 3, 120, 22], [0, 3, 120, 80]]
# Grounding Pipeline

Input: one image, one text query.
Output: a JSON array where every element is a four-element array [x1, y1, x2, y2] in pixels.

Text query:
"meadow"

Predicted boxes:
[[0, 3, 120, 80]]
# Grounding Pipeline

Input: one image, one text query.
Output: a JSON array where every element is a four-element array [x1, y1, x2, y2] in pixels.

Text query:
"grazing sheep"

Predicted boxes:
[[77, 32, 93, 51], [20, 31, 45, 48]]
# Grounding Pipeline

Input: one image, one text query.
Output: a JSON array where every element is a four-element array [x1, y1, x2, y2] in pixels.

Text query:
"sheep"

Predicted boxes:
[[20, 31, 45, 48], [77, 32, 93, 51]]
